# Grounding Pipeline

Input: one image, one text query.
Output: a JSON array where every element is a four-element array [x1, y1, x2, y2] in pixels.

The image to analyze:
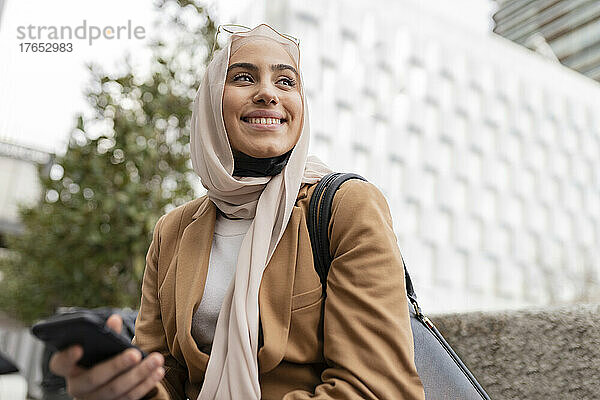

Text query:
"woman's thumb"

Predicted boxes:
[[106, 313, 123, 334]]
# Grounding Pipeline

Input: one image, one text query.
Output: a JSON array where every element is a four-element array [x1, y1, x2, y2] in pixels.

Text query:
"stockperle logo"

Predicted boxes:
[[16, 20, 146, 45]]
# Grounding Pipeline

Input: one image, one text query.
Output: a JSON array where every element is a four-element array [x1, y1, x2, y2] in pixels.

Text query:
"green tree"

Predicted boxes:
[[0, 1, 217, 324]]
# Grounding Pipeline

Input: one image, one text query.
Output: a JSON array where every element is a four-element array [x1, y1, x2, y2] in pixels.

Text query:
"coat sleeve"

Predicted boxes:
[[132, 215, 188, 400], [284, 180, 425, 400]]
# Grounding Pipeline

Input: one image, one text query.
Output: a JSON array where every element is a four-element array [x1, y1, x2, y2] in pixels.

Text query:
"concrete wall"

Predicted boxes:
[[433, 304, 600, 399]]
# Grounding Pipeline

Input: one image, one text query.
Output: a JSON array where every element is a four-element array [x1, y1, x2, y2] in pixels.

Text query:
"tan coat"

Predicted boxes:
[[133, 179, 425, 400]]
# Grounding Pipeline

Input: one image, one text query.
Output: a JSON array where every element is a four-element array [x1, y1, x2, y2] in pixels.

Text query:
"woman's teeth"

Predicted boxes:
[[244, 117, 281, 125]]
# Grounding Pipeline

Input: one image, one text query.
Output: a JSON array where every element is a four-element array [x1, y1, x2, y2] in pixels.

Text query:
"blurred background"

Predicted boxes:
[[0, 0, 599, 398]]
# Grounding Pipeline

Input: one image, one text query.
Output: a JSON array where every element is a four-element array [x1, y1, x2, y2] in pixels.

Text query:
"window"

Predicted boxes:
[[376, 68, 393, 115], [496, 160, 511, 192], [341, 35, 358, 77], [561, 127, 579, 155], [566, 99, 586, 131], [552, 151, 570, 178], [450, 53, 467, 85], [393, 27, 411, 65], [571, 157, 589, 185], [467, 254, 495, 293], [391, 92, 409, 128], [527, 202, 549, 233], [584, 188, 600, 217], [321, 64, 336, 109], [364, 94, 377, 120], [504, 76, 520, 104], [407, 65, 427, 100], [439, 76, 454, 111], [528, 143, 547, 172], [422, 169, 437, 208], [389, 158, 405, 200], [515, 108, 535, 137], [439, 210, 452, 245], [313, 135, 331, 165], [503, 131, 522, 165], [580, 131, 598, 161], [481, 188, 498, 222], [563, 182, 582, 211], [515, 168, 536, 200], [499, 227, 512, 256], [439, 140, 453, 176], [466, 86, 482, 118], [352, 146, 369, 176], [466, 150, 482, 185], [405, 200, 420, 236], [503, 195, 523, 227], [423, 38, 440, 73], [406, 131, 422, 168], [553, 208, 571, 241], [435, 247, 465, 288], [467, 217, 483, 250], [455, 180, 468, 212], [544, 93, 565, 122], [374, 119, 388, 156], [337, 107, 352, 144], [539, 117, 558, 146], [479, 66, 495, 95], [453, 113, 468, 148], [477, 122, 496, 156], [423, 103, 439, 138], [353, 116, 371, 149]]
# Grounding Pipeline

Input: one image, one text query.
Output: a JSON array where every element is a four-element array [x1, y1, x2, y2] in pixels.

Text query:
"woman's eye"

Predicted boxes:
[[278, 77, 296, 87], [233, 73, 253, 83]]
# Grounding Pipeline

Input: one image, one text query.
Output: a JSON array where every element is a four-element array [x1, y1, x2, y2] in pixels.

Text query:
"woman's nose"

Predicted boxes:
[[252, 84, 279, 105]]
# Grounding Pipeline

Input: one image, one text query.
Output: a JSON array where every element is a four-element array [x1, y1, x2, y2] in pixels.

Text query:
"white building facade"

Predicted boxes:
[[0, 141, 50, 239], [217, 0, 600, 313]]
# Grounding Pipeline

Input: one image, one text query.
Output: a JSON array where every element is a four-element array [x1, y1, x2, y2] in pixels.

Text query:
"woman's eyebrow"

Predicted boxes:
[[226, 62, 298, 78], [227, 62, 258, 73], [271, 63, 298, 78]]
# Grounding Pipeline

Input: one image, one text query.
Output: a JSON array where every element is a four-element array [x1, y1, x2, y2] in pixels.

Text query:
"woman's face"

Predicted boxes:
[[223, 38, 303, 158]]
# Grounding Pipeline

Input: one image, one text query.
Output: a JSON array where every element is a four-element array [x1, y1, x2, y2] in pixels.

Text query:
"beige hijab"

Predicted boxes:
[[190, 24, 332, 399]]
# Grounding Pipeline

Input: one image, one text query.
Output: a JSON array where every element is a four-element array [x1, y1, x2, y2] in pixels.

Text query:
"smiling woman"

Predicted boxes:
[[49, 24, 425, 400]]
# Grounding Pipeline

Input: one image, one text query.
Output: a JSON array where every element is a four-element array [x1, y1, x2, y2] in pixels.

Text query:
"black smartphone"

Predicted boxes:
[[31, 311, 146, 368]]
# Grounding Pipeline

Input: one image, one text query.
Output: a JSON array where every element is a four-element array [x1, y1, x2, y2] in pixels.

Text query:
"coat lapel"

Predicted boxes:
[[175, 196, 215, 374], [257, 204, 303, 374]]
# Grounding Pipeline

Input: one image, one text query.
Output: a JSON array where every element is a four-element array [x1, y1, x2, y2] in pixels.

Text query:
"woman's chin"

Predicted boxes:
[[245, 146, 291, 158]]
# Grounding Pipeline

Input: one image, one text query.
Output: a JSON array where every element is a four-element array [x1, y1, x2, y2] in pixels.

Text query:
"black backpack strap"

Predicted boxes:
[[307, 172, 419, 304]]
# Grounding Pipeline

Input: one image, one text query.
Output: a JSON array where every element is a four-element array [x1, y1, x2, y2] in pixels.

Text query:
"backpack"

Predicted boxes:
[[307, 172, 491, 400]]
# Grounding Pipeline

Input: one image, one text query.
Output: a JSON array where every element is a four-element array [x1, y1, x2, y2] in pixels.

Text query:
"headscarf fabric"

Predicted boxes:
[[190, 24, 332, 399]]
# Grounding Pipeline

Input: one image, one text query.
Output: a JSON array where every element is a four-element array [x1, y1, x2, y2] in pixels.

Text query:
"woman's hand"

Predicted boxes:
[[49, 314, 165, 400]]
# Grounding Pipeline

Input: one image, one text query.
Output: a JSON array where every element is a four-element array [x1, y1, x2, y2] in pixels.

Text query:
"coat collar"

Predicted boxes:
[[174, 182, 311, 376]]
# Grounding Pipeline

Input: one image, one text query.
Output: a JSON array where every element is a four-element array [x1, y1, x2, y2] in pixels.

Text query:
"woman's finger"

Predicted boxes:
[[49, 345, 84, 377], [117, 366, 164, 400], [106, 314, 123, 335], [66, 348, 142, 398], [82, 353, 164, 400]]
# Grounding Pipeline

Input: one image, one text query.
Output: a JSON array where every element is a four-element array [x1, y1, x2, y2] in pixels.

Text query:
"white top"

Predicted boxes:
[[191, 213, 253, 354]]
